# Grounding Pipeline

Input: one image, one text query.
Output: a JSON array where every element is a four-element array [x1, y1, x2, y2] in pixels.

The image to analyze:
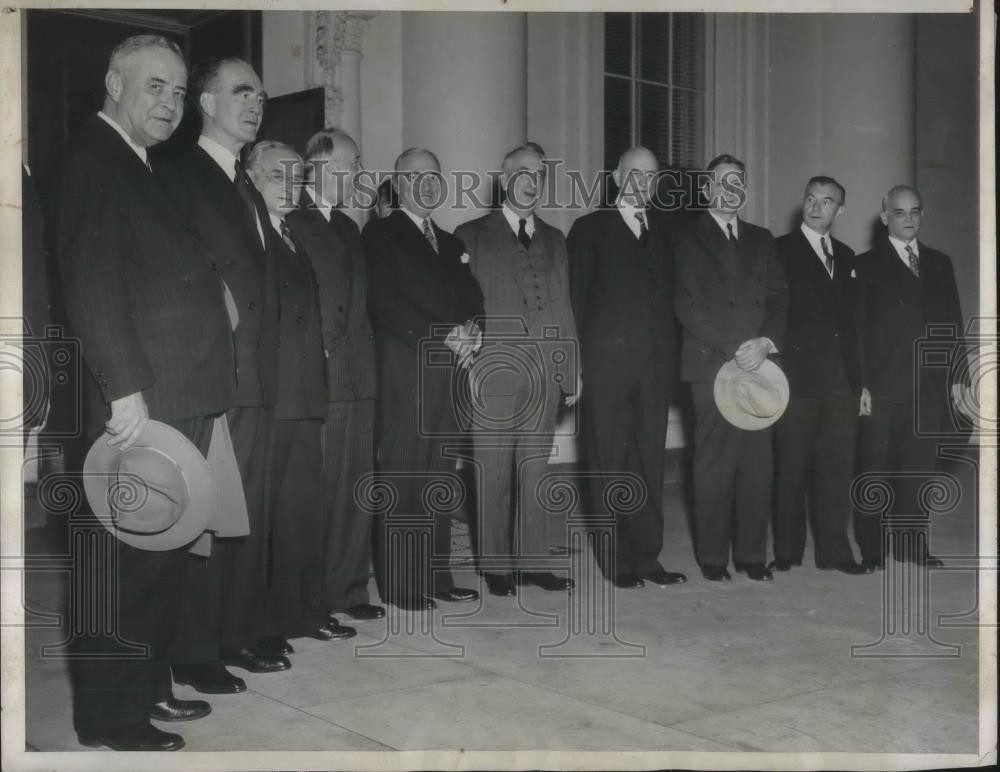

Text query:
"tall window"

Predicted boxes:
[[604, 13, 707, 172]]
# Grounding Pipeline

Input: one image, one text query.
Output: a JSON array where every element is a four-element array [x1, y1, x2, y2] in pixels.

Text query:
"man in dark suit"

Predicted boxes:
[[854, 185, 969, 570], [455, 144, 579, 597], [363, 147, 483, 611], [158, 57, 287, 693], [56, 35, 232, 751], [296, 128, 382, 624], [568, 146, 686, 589], [772, 176, 866, 575], [244, 141, 346, 653], [674, 153, 789, 582]]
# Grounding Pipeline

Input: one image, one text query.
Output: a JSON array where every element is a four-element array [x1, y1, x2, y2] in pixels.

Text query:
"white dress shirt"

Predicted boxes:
[[616, 200, 647, 240], [709, 210, 739, 240], [97, 111, 149, 167], [800, 223, 835, 277], [888, 234, 920, 269], [502, 203, 536, 239], [401, 206, 432, 233]]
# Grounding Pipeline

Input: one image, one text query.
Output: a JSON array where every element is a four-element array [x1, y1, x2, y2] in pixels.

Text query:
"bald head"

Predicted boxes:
[[614, 146, 659, 207]]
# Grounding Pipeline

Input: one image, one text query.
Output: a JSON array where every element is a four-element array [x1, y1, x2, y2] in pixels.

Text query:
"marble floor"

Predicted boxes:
[[17, 457, 985, 761]]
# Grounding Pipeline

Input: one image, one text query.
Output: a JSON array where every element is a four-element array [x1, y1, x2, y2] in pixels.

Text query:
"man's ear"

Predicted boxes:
[[105, 71, 122, 102], [199, 91, 215, 118], [612, 166, 622, 189], [834, 205, 844, 220], [879, 210, 889, 226]]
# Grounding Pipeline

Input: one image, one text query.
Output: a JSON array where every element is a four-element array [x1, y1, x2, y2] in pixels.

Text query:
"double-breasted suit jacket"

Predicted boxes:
[[363, 209, 484, 600], [455, 209, 578, 571], [567, 206, 678, 580], [773, 227, 861, 567], [674, 211, 789, 568], [56, 115, 235, 736]]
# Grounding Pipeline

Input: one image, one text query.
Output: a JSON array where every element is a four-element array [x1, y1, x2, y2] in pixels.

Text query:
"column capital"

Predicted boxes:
[[305, 11, 378, 127]]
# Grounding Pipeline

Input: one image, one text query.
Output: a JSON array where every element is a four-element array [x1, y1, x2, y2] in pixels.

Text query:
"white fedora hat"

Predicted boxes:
[[713, 359, 790, 430]]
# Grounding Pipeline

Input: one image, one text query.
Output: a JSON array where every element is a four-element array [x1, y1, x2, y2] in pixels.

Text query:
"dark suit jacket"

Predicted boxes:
[[674, 212, 789, 383], [23, 167, 52, 429], [776, 227, 861, 397], [55, 116, 235, 427], [363, 210, 484, 439], [568, 207, 678, 399], [455, 209, 578, 395], [157, 144, 278, 408], [286, 195, 377, 402], [855, 237, 967, 402]]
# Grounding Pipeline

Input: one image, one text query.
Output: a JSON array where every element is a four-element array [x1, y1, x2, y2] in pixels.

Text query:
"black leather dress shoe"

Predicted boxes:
[[432, 587, 480, 602], [612, 573, 645, 588], [484, 573, 517, 596], [173, 664, 246, 694], [861, 556, 885, 572], [79, 724, 184, 751], [734, 562, 774, 581], [818, 561, 868, 575], [700, 566, 732, 582], [390, 596, 437, 611], [150, 697, 211, 722], [258, 635, 294, 655], [310, 620, 357, 641], [221, 646, 291, 673], [519, 572, 574, 591], [767, 558, 801, 571], [342, 603, 386, 620], [645, 569, 687, 586]]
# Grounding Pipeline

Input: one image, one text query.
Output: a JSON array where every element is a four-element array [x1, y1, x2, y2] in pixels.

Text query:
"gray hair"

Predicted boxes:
[[881, 184, 923, 212], [501, 143, 545, 176], [245, 140, 300, 174], [394, 146, 441, 172], [304, 128, 356, 165], [107, 35, 182, 77]]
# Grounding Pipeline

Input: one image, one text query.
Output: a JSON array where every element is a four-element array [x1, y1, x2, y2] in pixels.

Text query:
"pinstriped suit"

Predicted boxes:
[[455, 209, 578, 573], [285, 198, 378, 610], [56, 115, 235, 734]]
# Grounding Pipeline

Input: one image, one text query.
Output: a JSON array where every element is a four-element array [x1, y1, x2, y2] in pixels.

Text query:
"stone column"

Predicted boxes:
[[401, 12, 527, 232]]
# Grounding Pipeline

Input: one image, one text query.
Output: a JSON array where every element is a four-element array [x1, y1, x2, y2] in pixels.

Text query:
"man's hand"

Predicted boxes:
[[564, 370, 583, 407], [107, 392, 149, 450], [859, 387, 872, 417], [734, 337, 771, 371], [445, 322, 479, 370]]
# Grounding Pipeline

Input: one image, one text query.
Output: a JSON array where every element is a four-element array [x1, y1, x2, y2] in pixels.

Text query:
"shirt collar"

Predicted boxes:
[[97, 111, 148, 166], [198, 134, 239, 182], [306, 186, 334, 223], [268, 212, 284, 235], [800, 223, 834, 272], [888, 234, 919, 258], [709, 210, 738, 239], [401, 206, 431, 233], [501, 203, 535, 237]]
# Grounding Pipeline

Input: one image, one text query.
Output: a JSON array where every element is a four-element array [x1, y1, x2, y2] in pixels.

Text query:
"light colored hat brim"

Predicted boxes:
[[713, 359, 790, 431], [83, 420, 216, 551]]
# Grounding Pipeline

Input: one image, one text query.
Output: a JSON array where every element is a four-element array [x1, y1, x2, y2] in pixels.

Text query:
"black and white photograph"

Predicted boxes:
[[0, 1, 995, 769]]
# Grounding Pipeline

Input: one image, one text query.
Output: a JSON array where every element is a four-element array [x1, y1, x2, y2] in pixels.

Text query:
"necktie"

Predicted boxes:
[[233, 159, 260, 223], [905, 244, 919, 277], [726, 222, 737, 244], [422, 218, 439, 253], [821, 236, 835, 277], [279, 219, 297, 253], [635, 210, 649, 247], [518, 218, 532, 249]]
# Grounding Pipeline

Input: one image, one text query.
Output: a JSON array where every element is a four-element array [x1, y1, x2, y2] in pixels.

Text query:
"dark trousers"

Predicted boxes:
[[264, 418, 327, 637], [774, 394, 858, 566], [321, 399, 375, 610], [172, 406, 274, 663], [691, 382, 772, 567], [71, 415, 212, 735], [372, 386, 460, 603], [855, 396, 946, 561], [471, 381, 561, 574], [584, 367, 668, 578]]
